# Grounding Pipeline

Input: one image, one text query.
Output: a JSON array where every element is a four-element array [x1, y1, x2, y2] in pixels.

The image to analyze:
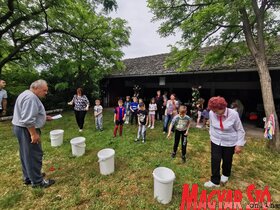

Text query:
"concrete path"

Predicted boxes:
[[243, 123, 264, 139]]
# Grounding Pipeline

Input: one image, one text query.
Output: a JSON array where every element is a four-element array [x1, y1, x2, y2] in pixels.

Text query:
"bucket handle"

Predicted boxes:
[[98, 155, 113, 162], [152, 172, 175, 183], [72, 143, 86, 148]]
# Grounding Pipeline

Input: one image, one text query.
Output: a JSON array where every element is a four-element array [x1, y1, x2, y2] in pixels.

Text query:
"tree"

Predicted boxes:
[[148, 0, 280, 151], [0, 0, 129, 75]]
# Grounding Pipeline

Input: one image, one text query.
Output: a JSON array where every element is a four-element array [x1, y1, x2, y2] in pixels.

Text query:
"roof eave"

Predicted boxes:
[[105, 66, 280, 78]]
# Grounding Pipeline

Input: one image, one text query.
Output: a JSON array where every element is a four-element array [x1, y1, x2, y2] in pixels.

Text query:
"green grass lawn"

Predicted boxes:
[[0, 109, 279, 209]]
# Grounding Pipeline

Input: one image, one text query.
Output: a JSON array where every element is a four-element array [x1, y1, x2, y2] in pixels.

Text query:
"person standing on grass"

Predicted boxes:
[[135, 103, 149, 143], [155, 90, 163, 121], [167, 105, 191, 163], [12, 79, 55, 188], [148, 97, 157, 129], [113, 99, 126, 137], [68, 88, 89, 132], [94, 99, 103, 131], [130, 97, 138, 125], [124, 96, 131, 124], [0, 79, 7, 116], [204, 96, 246, 188], [163, 93, 179, 133], [137, 98, 143, 109]]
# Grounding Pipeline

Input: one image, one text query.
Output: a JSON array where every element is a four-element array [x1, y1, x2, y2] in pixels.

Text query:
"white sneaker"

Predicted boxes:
[[79, 129, 83, 132], [148, 125, 151, 128], [150, 126, 154, 129], [204, 181, 220, 188], [221, 175, 229, 184]]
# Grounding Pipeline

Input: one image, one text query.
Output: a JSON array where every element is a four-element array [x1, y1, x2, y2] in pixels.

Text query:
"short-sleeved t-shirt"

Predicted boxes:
[[130, 102, 138, 111], [171, 114, 191, 131], [94, 105, 103, 117], [0, 89, 7, 110], [149, 103, 157, 115], [138, 110, 148, 125], [114, 106, 126, 121]]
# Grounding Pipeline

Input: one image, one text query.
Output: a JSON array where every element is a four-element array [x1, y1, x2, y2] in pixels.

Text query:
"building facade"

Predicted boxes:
[[102, 52, 280, 121]]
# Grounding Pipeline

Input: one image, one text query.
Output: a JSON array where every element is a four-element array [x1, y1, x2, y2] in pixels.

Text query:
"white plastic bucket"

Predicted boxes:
[[97, 148, 115, 175], [70, 137, 86, 157], [50, 129, 64, 147], [153, 167, 176, 204]]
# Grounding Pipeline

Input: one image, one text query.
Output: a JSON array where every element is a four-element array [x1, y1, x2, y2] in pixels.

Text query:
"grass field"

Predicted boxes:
[[0, 109, 279, 210]]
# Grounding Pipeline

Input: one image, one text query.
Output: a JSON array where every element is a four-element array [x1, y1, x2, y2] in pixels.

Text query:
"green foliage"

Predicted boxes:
[[0, 0, 130, 110], [54, 82, 69, 91], [1, 63, 40, 114], [0, 0, 130, 73], [148, 0, 280, 70]]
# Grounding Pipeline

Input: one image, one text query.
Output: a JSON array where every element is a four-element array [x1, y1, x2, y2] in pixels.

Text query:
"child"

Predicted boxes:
[[167, 105, 191, 163], [137, 98, 143, 109], [148, 97, 157, 129], [124, 96, 131, 124], [113, 99, 126, 137], [94, 99, 103, 131], [130, 97, 138, 125], [135, 103, 148, 143], [201, 108, 210, 128]]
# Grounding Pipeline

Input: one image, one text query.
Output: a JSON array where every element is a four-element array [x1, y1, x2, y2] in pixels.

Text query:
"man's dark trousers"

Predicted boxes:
[[13, 126, 43, 184]]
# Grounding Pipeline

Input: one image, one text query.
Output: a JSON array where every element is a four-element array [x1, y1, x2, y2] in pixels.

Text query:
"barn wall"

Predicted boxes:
[[104, 70, 280, 113]]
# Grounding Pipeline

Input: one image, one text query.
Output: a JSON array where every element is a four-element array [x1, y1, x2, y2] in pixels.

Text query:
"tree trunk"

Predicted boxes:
[[256, 57, 280, 152]]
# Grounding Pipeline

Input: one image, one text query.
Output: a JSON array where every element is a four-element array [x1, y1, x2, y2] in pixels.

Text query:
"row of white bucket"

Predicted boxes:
[[49, 129, 176, 205], [50, 129, 86, 157]]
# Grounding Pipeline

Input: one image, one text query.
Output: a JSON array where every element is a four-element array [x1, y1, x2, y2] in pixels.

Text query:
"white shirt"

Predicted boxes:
[[209, 108, 246, 147], [94, 105, 103, 117], [0, 88, 7, 110], [149, 103, 157, 115]]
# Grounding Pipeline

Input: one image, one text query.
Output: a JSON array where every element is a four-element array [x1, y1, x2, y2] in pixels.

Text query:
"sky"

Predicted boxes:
[[109, 0, 181, 59]]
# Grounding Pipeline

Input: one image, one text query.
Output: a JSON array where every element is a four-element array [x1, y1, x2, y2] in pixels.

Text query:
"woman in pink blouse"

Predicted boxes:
[[204, 96, 246, 188]]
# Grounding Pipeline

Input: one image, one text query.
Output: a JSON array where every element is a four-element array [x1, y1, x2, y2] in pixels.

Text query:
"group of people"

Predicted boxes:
[[9, 79, 246, 190], [110, 93, 191, 163]]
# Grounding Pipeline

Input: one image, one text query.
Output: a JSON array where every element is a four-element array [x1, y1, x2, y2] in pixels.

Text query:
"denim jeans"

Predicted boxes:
[[137, 124, 146, 140], [163, 114, 172, 132]]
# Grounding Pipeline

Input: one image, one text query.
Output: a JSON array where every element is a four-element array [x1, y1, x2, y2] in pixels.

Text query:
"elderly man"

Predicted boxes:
[[12, 79, 55, 188], [0, 79, 7, 116]]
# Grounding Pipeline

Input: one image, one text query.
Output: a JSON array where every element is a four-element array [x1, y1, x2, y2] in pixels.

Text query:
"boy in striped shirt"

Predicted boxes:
[[113, 99, 126, 137]]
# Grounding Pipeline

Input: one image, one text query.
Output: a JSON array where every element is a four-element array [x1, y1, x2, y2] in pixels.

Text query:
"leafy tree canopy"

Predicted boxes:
[[148, 0, 280, 151], [0, 0, 130, 75], [148, 0, 280, 71]]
